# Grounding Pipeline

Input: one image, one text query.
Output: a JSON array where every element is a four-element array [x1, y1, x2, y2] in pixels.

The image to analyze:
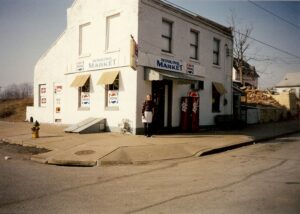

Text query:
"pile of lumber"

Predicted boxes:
[[243, 88, 282, 108]]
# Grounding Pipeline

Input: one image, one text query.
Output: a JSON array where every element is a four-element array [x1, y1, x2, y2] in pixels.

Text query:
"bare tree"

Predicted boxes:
[[0, 82, 33, 100], [19, 82, 33, 98], [229, 11, 253, 86]]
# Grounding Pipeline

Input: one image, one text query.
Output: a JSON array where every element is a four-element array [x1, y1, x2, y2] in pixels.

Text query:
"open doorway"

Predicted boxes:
[[152, 80, 172, 132]]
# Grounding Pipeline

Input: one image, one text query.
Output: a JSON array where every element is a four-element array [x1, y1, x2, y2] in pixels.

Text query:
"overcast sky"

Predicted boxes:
[[0, 0, 299, 89]]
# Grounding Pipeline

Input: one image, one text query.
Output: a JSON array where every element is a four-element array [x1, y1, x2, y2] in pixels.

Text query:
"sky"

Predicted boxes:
[[0, 0, 299, 90]]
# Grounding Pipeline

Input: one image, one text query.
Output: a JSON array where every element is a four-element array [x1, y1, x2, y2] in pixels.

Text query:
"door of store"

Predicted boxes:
[[53, 83, 63, 123], [152, 80, 172, 132]]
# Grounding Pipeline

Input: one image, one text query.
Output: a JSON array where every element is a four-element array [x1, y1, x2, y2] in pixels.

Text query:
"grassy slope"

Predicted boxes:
[[0, 98, 33, 122]]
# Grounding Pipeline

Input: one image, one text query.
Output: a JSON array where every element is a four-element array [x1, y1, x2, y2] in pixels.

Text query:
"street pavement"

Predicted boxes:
[[0, 120, 299, 166], [0, 133, 299, 213]]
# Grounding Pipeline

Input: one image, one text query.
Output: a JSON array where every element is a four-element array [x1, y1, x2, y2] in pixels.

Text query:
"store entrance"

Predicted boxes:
[[152, 80, 172, 132]]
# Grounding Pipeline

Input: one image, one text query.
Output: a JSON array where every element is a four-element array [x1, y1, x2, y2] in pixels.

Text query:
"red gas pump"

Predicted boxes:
[[180, 91, 200, 132], [191, 97, 199, 132]]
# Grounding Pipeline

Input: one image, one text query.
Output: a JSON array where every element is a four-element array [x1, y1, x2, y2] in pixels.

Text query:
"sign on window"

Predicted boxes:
[[81, 92, 90, 108], [39, 84, 47, 107], [108, 90, 119, 107]]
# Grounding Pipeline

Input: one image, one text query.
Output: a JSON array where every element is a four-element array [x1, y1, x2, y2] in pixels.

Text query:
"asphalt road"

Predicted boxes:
[[0, 133, 300, 214]]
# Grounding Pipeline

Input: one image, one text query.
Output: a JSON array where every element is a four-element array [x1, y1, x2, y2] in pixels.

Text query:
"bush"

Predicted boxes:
[[0, 106, 15, 118]]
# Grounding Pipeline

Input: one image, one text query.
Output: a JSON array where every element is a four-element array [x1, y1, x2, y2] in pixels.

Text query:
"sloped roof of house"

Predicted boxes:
[[233, 58, 260, 78], [276, 72, 300, 87]]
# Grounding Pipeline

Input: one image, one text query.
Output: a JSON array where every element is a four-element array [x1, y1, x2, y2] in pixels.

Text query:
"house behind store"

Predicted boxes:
[[275, 72, 300, 99], [232, 58, 259, 89], [26, 0, 233, 134]]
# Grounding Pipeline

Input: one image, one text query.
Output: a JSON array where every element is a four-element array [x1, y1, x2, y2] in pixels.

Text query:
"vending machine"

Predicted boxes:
[[180, 96, 199, 132]]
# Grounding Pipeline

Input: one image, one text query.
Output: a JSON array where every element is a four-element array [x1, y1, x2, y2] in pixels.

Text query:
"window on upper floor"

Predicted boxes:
[[106, 13, 121, 52], [190, 30, 199, 60], [213, 38, 220, 65], [79, 23, 92, 56], [162, 19, 173, 53]]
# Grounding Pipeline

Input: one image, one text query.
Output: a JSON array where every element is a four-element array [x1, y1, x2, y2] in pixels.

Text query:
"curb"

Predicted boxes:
[[2, 128, 300, 167], [47, 158, 96, 167], [98, 130, 300, 166], [200, 130, 300, 157]]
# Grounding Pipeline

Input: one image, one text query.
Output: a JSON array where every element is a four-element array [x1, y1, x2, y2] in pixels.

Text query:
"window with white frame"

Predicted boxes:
[[79, 78, 90, 109], [190, 30, 199, 60], [106, 13, 121, 51], [213, 38, 220, 65], [162, 19, 173, 53], [39, 84, 47, 107], [79, 23, 92, 56], [106, 74, 119, 107]]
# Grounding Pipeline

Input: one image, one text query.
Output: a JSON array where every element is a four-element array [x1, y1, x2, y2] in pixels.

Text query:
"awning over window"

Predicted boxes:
[[144, 68, 204, 84], [70, 74, 90, 87], [97, 71, 119, 85], [213, 82, 227, 95]]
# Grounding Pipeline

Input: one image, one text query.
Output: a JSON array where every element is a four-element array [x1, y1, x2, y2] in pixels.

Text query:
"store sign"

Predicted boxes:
[[76, 56, 118, 72], [156, 58, 183, 72], [108, 90, 119, 107], [186, 63, 194, 74], [54, 85, 63, 94], [81, 92, 90, 107]]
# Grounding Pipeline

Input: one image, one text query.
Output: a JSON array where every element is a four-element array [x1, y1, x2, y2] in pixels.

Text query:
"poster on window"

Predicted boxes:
[[108, 90, 119, 107], [39, 84, 47, 107], [81, 92, 90, 108]]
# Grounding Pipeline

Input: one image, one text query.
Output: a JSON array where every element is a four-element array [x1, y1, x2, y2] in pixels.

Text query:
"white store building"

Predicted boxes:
[[27, 0, 233, 134]]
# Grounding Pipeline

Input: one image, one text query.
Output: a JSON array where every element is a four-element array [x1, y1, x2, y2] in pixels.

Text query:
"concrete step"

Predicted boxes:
[[64, 117, 106, 134]]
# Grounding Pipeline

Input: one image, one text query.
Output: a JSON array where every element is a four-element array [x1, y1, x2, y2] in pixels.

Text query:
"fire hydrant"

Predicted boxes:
[[31, 121, 40, 139]]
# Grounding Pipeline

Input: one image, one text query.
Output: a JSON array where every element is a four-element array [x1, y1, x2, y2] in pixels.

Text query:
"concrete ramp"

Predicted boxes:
[[65, 117, 106, 134]]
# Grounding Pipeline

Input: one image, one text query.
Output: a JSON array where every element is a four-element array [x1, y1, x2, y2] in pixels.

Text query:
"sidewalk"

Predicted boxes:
[[1, 120, 299, 166]]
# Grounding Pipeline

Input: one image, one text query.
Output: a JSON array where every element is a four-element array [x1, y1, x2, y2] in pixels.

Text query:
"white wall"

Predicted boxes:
[[33, 0, 139, 133], [137, 0, 233, 126], [276, 87, 300, 99], [32, 0, 234, 133]]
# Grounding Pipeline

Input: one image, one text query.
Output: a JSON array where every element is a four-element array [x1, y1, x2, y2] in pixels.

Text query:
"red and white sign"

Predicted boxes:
[[54, 85, 63, 94], [39, 84, 47, 107], [81, 92, 90, 108], [108, 90, 119, 107]]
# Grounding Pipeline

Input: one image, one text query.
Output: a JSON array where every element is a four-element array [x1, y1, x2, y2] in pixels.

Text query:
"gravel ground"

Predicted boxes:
[[0, 141, 49, 160]]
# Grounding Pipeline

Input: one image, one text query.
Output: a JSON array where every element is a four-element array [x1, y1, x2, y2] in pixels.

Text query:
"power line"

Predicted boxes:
[[143, 0, 300, 60], [248, 0, 300, 30], [234, 30, 300, 59]]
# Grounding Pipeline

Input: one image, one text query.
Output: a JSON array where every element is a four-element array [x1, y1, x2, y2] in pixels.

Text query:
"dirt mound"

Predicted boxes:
[[0, 98, 33, 122]]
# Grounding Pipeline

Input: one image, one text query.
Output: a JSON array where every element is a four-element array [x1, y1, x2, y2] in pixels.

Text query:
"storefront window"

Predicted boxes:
[[106, 74, 119, 107], [79, 78, 90, 109], [39, 84, 47, 107]]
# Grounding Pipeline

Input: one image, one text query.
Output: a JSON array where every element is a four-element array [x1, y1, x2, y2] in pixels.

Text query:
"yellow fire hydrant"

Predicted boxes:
[[31, 121, 40, 139]]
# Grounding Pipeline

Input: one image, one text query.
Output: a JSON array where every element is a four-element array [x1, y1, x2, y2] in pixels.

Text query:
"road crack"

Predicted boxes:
[[127, 159, 288, 214]]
